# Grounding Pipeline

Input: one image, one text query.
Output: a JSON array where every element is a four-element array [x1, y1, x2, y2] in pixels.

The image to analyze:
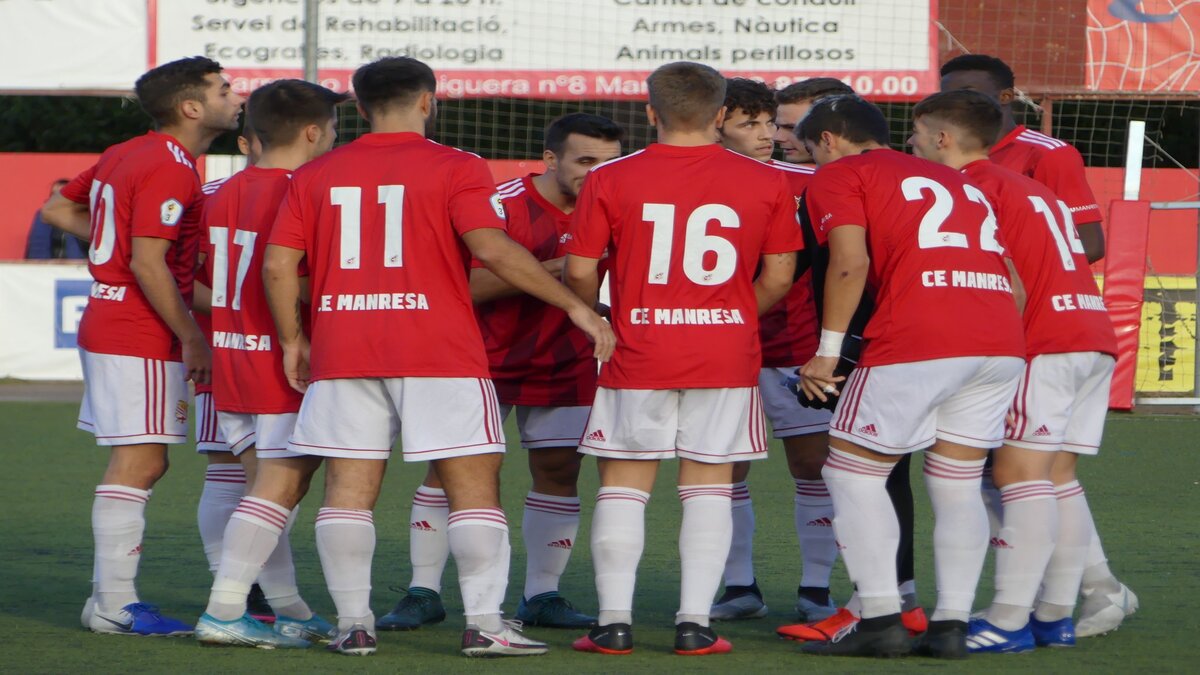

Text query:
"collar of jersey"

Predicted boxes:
[[357, 131, 425, 145], [989, 125, 1026, 154]]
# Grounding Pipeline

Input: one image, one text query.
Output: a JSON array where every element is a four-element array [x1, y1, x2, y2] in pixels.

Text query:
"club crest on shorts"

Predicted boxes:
[[160, 198, 184, 226], [175, 399, 188, 424]]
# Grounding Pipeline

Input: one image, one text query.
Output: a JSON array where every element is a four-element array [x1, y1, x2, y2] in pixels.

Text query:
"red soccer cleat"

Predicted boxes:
[[674, 622, 732, 655], [902, 606, 928, 636], [777, 607, 859, 642], [572, 623, 633, 655]]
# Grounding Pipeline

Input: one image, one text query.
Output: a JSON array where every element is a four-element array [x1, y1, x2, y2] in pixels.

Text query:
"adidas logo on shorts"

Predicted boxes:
[[1032, 424, 1051, 437], [585, 429, 606, 442], [548, 538, 573, 549], [856, 423, 878, 437], [989, 537, 1013, 549], [806, 517, 833, 527], [411, 520, 436, 532]]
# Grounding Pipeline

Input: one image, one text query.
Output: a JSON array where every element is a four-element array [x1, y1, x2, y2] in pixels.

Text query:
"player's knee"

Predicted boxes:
[[731, 461, 751, 484], [530, 449, 582, 493], [785, 441, 828, 480]]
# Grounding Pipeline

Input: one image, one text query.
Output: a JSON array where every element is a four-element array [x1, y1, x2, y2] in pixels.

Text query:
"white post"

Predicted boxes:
[[1123, 120, 1146, 200], [303, 0, 319, 84]]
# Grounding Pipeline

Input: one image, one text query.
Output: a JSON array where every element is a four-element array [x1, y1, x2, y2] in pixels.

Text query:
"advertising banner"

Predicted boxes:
[[0, 263, 91, 380], [1088, 0, 1200, 92]]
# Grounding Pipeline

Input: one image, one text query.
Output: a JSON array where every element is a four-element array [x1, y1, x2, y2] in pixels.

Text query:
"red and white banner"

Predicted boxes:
[[1088, 0, 1200, 92], [2, 0, 937, 99]]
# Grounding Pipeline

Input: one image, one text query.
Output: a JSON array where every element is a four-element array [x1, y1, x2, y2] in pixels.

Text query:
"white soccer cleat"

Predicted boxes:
[[1076, 583, 1139, 638], [461, 620, 549, 657], [81, 596, 95, 629]]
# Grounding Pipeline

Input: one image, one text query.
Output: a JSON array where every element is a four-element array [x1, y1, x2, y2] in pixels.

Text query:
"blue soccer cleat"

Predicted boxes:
[[966, 618, 1035, 654], [1030, 614, 1076, 648], [195, 613, 310, 649], [88, 602, 193, 637], [275, 613, 337, 643], [517, 592, 597, 628]]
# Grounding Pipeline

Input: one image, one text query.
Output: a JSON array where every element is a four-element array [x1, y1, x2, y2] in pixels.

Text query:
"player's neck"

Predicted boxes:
[[942, 149, 987, 170], [531, 172, 574, 213], [367, 110, 429, 136], [157, 123, 220, 158], [256, 145, 311, 172], [657, 127, 719, 147], [999, 110, 1019, 139]]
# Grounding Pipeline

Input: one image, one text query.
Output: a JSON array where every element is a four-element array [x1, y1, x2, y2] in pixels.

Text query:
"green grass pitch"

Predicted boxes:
[[1, 401, 1197, 673]]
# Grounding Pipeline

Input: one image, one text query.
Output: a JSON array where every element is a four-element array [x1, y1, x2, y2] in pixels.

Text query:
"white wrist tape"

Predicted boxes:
[[816, 329, 845, 358]]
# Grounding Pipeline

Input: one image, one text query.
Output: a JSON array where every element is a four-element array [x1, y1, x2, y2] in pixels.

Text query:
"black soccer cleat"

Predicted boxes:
[[674, 622, 733, 655], [913, 619, 969, 659], [572, 622, 634, 655], [799, 613, 912, 658], [245, 583, 275, 624]]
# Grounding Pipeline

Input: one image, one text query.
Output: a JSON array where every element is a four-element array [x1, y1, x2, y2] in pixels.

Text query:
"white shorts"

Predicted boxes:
[[77, 349, 188, 446], [759, 367, 833, 438], [217, 411, 301, 459], [194, 392, 229, 453], [1006, 352, 1114, 455], [288, 377, 506, 462], [830, 356, 1024, 455], [499, 404, 590, 449], [579, 386, 769, 464]]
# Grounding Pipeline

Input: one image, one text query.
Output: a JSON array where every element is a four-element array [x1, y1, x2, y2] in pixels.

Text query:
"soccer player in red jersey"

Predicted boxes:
[[192, 80, 349, 649], [382, 113, 623, 632], [773, 78, 855, 164], [263, 57, 613, 658], [709, 78, 839, 623], [940, 54, 1137, 636], [911, 91, 1120, 652], [565, 62, 802, 656], [40, 56, 243, 637], [793, 95, 1025, 658]]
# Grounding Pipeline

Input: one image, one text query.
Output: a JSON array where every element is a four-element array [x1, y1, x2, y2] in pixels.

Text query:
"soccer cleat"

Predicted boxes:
[[1076, 583, 1139, 638], [275, 614, 337, 643], [327, 624, 377, 656], [573, 623, 634, 655], [88, 602, 193, 637], [795, 586, 837, 622], [461, 620, 549, 657], [246, 583, 275, 624], [777, 607, 858, 642], [965, 618, 1035, 654], [1030, 615, 1075, 647], [798, 614, 911, 658], [913, 619, 970, 659], [516, 592, 597, 628], [195, 613, 310, 649], [674, 622, 733, 655], [710, 581, 768, 620], [377, 587, 446, 631], [902, 606, 929, 635]]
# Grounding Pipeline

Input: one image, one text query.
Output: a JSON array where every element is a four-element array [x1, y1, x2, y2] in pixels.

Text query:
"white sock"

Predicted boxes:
[[92, 485, 150, 613], [1036, 481, 1092, 620], [923, 453, 988, 623], [678, 485, 733, 626], [206, 497, 288, 621], [722, 482, 755, 587], [592, 487, 649, 626], [197, 465, 246, 573], [986, 480, 1057, 630], [521, 492, 581, 599], [822, 449, 900, 619], [315, 508, 375, 632], [259, 507, 313, 620], [448, 508, 509, 633], [1081, 514, 1122, 595], [981, 467, 1003, 540], [794, 478, 837, 589], [408, 485, 449, 594]]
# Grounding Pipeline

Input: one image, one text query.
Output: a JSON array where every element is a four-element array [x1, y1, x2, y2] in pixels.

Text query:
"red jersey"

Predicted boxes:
[[963, 160, 1117, 357], [760, 160, 818, 367], [192, 177, 228, 397], [202, 166, 305, 413], [806, 149, 1024, 367], [269, 132, 504, 381], [568, 143, 804, 389], [990, 125, 1102, 226], [474, 175, 597, 406], [61, 131, 204, 360]]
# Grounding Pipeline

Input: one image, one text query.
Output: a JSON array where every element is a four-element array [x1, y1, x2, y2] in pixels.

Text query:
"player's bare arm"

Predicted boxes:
[[193, 281, 212, 314], [262, 243, 310, 392], [1005, 258, 1027, 313], [469, 256, 565, 303], [39, 191, 92, 241], [130, 236, 211, 384], [1076, 221, 1105, 263], [563, 252, 601, 308], [800, 225, 868, 402], [464, 227, 614, 361], [754, 252, 797, 315]]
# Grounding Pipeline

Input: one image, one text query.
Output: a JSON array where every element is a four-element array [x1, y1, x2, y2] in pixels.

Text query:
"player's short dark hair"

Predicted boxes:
[[940, 54, 1016, 90], [913, 90, 1003, 150], [248, 80, 349, 148], [776, 77, 855, 105], [544, 113, 624, 156], [352, 57, 437, 117], [646, 62, 727, 131], [797, 95, 890, 146], [134, 56, 224, 127], [723, 78, 777, 119]]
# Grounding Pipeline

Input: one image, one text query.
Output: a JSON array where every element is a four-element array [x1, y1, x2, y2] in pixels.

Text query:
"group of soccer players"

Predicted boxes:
[[40, 51, 1139, 659]]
